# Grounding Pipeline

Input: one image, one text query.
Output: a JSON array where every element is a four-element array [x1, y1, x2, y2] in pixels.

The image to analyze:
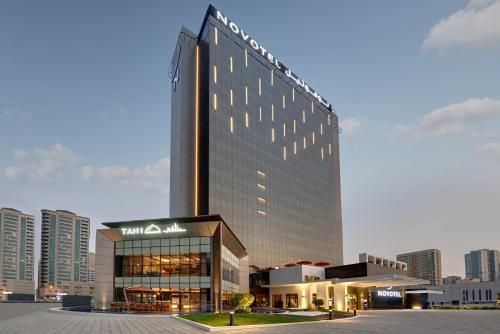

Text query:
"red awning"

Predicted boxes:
[[313, 261, 330, 267], [296, 260, 313, 265], [125, 285, 156, 294], [284, 263, 297, 267]]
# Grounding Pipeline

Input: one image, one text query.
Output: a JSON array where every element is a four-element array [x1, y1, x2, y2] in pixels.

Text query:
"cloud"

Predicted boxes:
[[393, 97, 500, 138], [423, 0, 500, 53], [340, 118, 362, 137], [0, 108, 32, 120], [4, 144, 80, 180], [80, 158, 169, 194], [14, 149, 28, 159], [479, 142, 500, 158]]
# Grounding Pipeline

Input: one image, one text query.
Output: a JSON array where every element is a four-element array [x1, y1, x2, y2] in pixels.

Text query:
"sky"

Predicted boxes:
[[1, 0, 500, 279]]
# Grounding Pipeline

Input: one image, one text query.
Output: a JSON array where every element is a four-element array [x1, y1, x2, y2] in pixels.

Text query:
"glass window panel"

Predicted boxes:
[[190, 237, 200, 245], [200, 237, 210, 245], [151, 239, 161, 247], [161, 239, 169, 246], [142, 247, 150, 255], [133, 240, 141, 248], [170, 239, 179, 246], [142, 240, 151, 247], [116, 241, 124, 249], [180, 238, 190, 246], [151, 247, 161, 254], [125, 241, 133, 248]]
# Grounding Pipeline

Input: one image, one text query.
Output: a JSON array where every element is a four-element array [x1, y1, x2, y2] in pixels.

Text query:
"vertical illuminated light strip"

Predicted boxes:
[[244, 49, 248, 67], [283, 123, 286, 137], [320, 123, 323, 135], [271, 128, 275, 142], [245, 112, 249, 128], [213, 65, 217, 84], [311, 101, 314, 113], [328, 115, 331, 126], [258, 78, 262, 96], [213, 93, 217, 110], [271, 104, 275, 121], [259, 107, 262, 122], [214, 27, 218, 45], [194, 46, 199, 215], [321, 148, 324, 160], [230, 56, 233, 73], [294, 141, 297, 154], [329, 143, 332, 155], [271, 70, 274, 86], [282, 95, 286, 109], [245, 86, 248, 105], [302, 110, 306, 123], [230, 89, 233, 106], [292, 88, 295, 102], [312, 131, 316, 144], [303, 136, 307, 149], [283, 146, 287, 160], [230, 116, 234, 133], [293, 119, 296, 133]]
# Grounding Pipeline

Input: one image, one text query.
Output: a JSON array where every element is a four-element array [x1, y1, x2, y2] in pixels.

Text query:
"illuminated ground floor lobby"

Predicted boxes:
[[261, 261, 428, 312]]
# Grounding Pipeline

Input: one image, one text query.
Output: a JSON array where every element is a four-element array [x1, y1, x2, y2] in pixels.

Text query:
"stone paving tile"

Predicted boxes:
[[1, 304, 499, 334]]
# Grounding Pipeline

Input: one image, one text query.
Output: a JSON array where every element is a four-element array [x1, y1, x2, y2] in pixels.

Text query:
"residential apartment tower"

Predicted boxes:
[[397, 249, 442, 286]]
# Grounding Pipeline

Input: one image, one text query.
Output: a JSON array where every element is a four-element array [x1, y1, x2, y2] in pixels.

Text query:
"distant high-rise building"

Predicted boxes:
[[397, 249, 442, 285], [38, 210, 90, 296], [443, 275, 461, 285], [0, 208, 35, 288], [465, 249, 499, 282], [88, 251, 95, 283]]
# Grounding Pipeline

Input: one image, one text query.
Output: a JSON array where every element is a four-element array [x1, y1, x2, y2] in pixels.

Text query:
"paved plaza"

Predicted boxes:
[[0, 304, 498, 334]]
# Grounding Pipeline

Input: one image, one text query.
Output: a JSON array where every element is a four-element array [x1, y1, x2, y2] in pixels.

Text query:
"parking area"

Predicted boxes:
[[0, 304, 498, 334]]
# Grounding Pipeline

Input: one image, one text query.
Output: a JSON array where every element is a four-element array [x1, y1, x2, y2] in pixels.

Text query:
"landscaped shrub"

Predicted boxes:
[[312, 298, 324, 308], [230, 293, 255, 313]]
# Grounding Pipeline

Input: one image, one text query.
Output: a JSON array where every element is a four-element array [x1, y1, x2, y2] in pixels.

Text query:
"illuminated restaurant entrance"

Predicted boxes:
[[95, 215, 247, 312]]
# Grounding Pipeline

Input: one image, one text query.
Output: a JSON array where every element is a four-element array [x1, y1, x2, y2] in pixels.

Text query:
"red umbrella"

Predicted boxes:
[[313, 261, 330, 267], [284, 263, 297, 267], [296, 260, 313, 265]]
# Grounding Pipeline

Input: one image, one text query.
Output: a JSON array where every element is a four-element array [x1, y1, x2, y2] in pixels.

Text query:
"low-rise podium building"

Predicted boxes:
[[94, 215, 247, 312]]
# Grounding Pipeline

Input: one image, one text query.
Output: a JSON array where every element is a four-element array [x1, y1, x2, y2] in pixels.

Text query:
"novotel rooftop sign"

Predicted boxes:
[[209, 6, 332, 111], [377, 290, 402, 298], [120, 223, 187, 236]]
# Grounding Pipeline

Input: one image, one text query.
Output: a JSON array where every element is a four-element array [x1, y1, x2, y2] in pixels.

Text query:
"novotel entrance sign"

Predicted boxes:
[[209, 6, 332, 111], [377, 290, 402, 298], [120, 223, 187, 236]]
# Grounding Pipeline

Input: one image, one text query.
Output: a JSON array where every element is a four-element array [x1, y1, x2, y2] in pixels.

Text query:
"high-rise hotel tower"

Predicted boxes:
[[169, 6, 342, 270]]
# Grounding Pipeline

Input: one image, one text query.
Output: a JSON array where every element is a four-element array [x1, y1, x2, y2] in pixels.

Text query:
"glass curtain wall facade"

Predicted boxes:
[[113, 236, 212, 312], [170, 6, 343, 271], [0, 208, 35, 284]]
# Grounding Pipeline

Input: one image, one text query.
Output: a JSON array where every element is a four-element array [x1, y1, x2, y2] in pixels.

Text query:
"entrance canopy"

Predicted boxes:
[[263, 274, 429, 288], [332, 274, 429, 288]]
